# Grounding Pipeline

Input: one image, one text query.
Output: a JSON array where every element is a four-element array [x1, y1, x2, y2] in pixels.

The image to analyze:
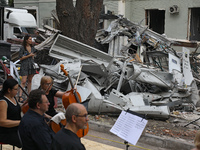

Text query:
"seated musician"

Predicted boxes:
[[40, 76, 66, 118], [19, 89, 55, 150], [0, 78, 22, 148], [51, 103, 89, 150]]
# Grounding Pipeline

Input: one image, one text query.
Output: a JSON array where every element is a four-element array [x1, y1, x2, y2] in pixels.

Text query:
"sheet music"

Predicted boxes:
[[110, 110, 148, 145]]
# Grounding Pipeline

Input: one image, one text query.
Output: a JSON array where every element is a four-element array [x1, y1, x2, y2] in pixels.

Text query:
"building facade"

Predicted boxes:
[[14, 0, 200, 42]]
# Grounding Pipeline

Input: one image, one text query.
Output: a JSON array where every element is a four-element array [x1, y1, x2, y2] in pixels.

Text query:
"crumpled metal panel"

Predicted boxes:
[[82, 78, 120, 113], [34, 32, 59, 51], [106, 89, 170, 119], [82, 64, 108, 77], [49, 34, 113, 66], [135, 68, 173, 88], [127, 105, 170, 119]]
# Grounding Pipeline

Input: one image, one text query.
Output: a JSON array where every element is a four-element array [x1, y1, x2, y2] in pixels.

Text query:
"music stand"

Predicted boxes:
[[124, 141, 130, 150], [110, 109, 147, 150]]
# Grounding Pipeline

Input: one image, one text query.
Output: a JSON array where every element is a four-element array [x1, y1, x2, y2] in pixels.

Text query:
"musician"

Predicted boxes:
[[51, 103, 88, 150], [19, 89, 55, 150], [0, 78, 21, 148], [40, 76, 66, 118]]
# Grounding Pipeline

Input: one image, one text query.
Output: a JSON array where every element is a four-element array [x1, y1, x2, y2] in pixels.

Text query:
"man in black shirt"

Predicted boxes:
[[51, 103, 89, 150], [19, 89, 55, 150]]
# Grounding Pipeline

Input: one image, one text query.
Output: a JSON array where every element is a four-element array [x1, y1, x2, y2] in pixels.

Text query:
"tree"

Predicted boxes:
[[8, 0, 14, 7], [56, 0, 103, 47]]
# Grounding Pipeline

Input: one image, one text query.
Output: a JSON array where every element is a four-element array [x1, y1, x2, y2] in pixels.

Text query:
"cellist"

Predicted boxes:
[[39, 76, 66, 118]]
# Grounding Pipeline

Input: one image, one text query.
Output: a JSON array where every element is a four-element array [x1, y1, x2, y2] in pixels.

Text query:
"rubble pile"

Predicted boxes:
[[29, 17, 200, 120]]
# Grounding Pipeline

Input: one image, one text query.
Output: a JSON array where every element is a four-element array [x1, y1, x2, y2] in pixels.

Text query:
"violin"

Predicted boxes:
[[19, 85, 29, 114], [59, 64, 89, 138], [21, 101, 29, 114]]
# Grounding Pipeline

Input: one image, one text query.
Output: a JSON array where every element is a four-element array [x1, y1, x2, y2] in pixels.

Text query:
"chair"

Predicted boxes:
[[0, 142, 15, 150]]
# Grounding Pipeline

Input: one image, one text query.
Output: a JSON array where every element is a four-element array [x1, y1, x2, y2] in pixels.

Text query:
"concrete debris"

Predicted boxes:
[[30, 17, 200, 120]]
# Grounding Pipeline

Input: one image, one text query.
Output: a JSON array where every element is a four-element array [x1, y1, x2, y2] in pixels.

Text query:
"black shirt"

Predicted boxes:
[[46, 88, 58, 117], [19, 109, 55, 150], [0, 96, 21, 133], [0, 96, 22, 148], [51, 128, 86, 150]]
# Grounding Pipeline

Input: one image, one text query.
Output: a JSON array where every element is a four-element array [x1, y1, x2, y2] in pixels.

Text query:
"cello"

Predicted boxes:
[[60, 64, 89, 138]]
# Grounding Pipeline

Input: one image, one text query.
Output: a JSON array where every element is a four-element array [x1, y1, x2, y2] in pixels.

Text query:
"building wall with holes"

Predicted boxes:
[[14, 0, 200, 43], [128, 0, 200, 41]]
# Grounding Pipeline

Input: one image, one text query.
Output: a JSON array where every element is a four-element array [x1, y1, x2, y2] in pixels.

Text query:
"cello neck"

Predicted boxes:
[[67, 74, 75, 90], [72, 89, 80, 103], [60, 64, 81, 103], [67, 74, 81, 103]]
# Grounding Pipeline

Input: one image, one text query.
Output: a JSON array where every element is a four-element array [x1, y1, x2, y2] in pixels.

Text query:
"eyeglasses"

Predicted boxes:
[[45, 83, 52, 86], [76, 114, 88, 119]]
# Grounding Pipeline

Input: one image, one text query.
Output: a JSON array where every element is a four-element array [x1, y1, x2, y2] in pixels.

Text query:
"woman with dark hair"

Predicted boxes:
[[0, 78, 21, 148], [18, 34, 37, 102]]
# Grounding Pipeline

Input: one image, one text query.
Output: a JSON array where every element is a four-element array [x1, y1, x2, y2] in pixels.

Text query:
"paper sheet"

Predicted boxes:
[[110, 110, 148, 145]]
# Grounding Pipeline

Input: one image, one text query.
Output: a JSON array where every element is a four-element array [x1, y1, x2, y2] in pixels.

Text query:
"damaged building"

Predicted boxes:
[[14, 0, 200, 51]]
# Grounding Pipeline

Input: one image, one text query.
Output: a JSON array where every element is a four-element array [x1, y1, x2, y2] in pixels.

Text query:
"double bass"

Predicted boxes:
[[51, 64, 89, 138]]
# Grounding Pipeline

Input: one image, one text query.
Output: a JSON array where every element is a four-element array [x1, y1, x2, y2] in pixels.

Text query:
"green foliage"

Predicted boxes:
[[8, 0, 13, 7]]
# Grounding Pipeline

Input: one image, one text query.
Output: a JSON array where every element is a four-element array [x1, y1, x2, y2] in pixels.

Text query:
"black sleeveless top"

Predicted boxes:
[[0, 96, 21, 133]]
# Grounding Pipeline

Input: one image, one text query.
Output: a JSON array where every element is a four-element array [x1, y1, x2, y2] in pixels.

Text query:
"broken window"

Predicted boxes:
[[189, 8, 200, 41], [145, 9, 165, 34]]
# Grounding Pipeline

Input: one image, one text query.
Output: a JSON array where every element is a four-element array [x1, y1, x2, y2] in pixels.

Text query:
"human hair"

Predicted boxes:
[[22, 34, 32, 49], [28, 89, 45, 109], [40, 76, 53, 87], [65, 103, 81, 123], [194, 131, 200, 149], [0, 78, 18, 97]]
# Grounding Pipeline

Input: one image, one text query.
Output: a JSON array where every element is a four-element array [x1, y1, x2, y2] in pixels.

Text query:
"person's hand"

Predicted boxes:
[[29, 53, 35, 57]]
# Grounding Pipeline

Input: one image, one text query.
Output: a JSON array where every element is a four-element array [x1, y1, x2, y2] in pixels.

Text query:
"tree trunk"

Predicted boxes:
[[56, 0, 103, 47]]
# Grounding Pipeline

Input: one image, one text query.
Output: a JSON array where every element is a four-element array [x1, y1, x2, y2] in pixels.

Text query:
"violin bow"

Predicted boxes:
[[74, 65, 82, 90]]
